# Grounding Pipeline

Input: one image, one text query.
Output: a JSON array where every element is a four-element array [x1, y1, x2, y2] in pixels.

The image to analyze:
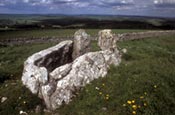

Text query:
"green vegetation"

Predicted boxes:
[[0, 32, 175, 114], [0, 81, 43, 115], [0, 29, 147, 40], [0, 43, 57, 82], [55, 35, 175, 115]]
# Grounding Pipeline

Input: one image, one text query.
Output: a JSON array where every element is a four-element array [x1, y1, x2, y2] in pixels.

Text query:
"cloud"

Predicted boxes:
[[154, 0, 175, 8], [0, 0, 175, 17], [0, 0, 17, 5], [0, 3, 5, 6], [0, 0, 135, 8], [154, 0, 175, 4], [91, 0, 134, 8]]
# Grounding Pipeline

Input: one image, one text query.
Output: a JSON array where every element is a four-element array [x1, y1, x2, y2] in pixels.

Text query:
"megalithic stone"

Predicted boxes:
[[72, 29, 91, 59], [21, 30, 122, 110], [98, 29, 117, 51]]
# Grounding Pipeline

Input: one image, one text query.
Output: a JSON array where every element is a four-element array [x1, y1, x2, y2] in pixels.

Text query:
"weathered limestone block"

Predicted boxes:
[[22, 40, 73, 94], [98, 29, 117, 50], [72, 29, 91, 59], [45, 50, 121, 110], [50, 63, 72, 81], [102, 49, 121, 67]]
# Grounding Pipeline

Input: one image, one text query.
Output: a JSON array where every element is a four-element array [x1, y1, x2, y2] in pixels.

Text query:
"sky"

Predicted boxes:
[[0, 0, 175, 17]]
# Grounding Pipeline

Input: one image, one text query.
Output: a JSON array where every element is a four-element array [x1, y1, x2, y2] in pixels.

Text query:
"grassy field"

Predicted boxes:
[[0, 31, 175, 115], [55, 35, 175, 115], [0, 29, 147, 40]]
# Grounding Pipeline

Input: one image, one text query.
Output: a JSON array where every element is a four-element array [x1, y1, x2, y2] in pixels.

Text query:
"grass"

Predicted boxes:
[[0, 33, 175, 115], [0, 29, 147, 40], [0, 80, 43, 115], [0, 43, 57, 82], [55, 35, 175, 115]]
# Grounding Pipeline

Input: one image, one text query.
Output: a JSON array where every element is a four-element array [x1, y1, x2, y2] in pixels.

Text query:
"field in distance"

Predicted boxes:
[[1, 14, 175, 30], [0, 29, 148, 40]]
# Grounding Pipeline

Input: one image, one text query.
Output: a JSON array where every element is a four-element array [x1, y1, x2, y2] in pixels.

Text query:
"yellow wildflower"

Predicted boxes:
[[106, 94, 109, 97], [127, 100, 132, 104], [132, 105, 137, 110], [140, 96, 144, 99], [138, 105, 141, 108], [132, 111, 136, 115], [102, 83, 105, 86], [123, 104, 126, 107], [132, 100, 135, 104], [144, 103, 147, 106], [99, 92, 102, 95]]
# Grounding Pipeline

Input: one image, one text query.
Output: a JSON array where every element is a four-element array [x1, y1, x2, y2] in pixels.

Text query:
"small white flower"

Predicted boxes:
[[95, 87, 100, 90], [19, 111, 24, 114], [19, 110, 28, 115], [1, 97, 7, 103], [122, 48, 127, 53]]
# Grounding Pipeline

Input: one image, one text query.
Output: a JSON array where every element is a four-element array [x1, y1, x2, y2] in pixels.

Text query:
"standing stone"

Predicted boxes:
[[98, 29, 117, 50], [72, 29, 91, 59]]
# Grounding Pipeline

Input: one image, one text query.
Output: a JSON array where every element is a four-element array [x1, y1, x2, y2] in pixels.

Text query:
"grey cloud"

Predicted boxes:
[[0, 0, 135, 7], [154, 0, 175, 8], [91, 0, 134, 7], [0, 0, 175, 17]]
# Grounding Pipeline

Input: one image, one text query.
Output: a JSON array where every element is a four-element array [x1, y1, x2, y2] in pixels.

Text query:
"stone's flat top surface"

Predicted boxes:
[[26, 40, 73, 64], [74, 29, 89, 37]]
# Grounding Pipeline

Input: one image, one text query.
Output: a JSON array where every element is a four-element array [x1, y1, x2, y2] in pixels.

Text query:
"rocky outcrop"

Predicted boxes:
[[21, 29, 121, 110]]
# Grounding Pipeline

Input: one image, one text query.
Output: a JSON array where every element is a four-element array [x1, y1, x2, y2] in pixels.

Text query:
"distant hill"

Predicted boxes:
[[0, 14, 175, 30]]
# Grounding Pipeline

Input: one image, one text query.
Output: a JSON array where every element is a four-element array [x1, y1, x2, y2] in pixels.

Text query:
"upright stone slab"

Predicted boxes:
[[21, 40, 73, 94], [98, 29, 117, 50], [72, 29, 91, 59]]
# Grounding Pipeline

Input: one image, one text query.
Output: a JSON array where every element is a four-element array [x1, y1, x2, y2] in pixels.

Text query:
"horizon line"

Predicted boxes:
[[0, 13, 175, 18]]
